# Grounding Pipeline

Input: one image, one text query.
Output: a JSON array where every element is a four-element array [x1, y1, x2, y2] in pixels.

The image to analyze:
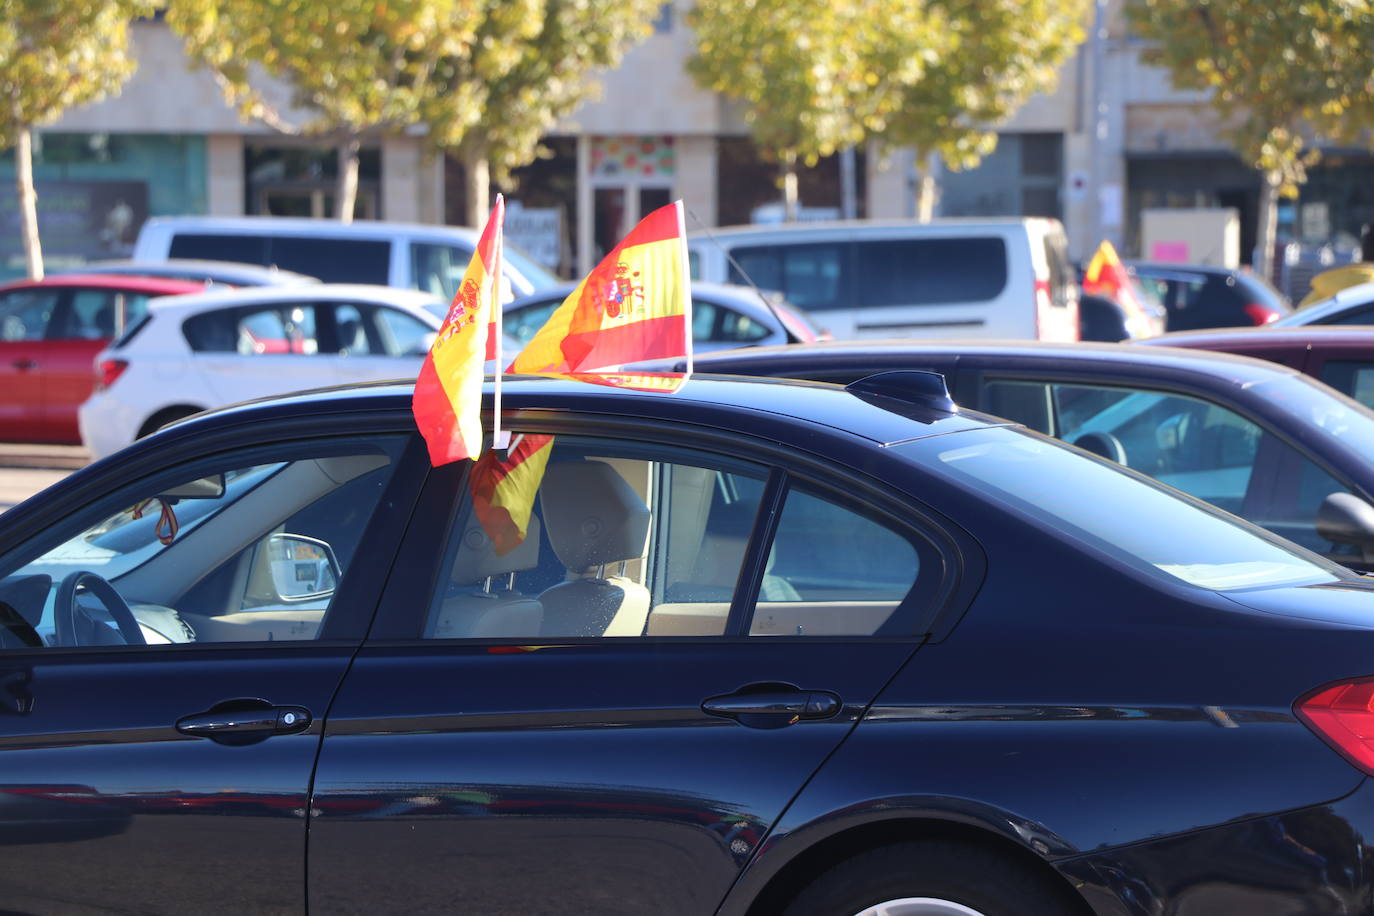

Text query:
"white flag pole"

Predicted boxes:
[[675, 200, 693, 378], [491, 194, 511, 451]]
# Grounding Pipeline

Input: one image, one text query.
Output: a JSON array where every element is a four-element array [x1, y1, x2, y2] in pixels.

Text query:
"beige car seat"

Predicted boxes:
[[430, 516, 545, 638], [537, 461, 651, 637]]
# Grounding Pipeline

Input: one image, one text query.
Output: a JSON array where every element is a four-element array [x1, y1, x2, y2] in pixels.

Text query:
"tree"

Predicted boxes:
[[166, 0, 496, 223], [0, 0, 147, 279], [1128, 0, 1374, 278], [875, 0, 1087, 221], [427, 0, 659, 227], [688, 0, 932, 220]]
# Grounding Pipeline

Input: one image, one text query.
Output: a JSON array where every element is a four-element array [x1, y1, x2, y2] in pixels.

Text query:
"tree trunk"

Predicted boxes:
[[16, 126, 43, 280], [463, 147, 490, 227], [781, 152, 799, 222], [336, 136, 361, 223], [1255, 170, 1280, 282], [914, 151, 940, 224]]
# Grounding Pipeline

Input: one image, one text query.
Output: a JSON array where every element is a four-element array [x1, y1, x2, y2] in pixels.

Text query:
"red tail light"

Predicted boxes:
[[1243, 303, 1280, 325], [96, 358, 128, 391], [1296, 678, 1374, 774]]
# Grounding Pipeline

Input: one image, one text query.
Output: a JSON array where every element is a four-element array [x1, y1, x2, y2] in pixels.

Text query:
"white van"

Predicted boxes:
[[687, 218, 1079, 341], [133, 216, 559, 304]]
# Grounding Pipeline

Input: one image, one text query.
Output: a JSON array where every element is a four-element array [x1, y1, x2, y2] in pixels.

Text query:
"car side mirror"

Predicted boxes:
[[1317, 492, 1374, 563], [265, 534, 340, 602]]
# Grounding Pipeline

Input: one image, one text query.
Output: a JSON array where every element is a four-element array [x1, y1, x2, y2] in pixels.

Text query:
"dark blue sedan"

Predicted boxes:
[[1, 373, 1374, 914]]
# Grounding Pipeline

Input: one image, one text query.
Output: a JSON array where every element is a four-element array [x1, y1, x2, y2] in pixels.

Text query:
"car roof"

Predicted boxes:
[[0, 274, 207, 295], [71, 259, 319, 285], [145, 283, 446, 318], [679, 339, 1301, 387], [141, 215, 481, 242], [1146, 326, 1374, 350], [1127, 261, 1238, 278], [171, 373, 1005, 449], [688, 217, 1050, 240]]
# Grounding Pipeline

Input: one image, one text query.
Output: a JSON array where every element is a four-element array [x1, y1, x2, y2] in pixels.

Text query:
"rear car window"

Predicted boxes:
[[169, 234, 270, 265], [729, 243, 848, 311], [923, 426, 1346, 591], [854, 237, 1008, 306]]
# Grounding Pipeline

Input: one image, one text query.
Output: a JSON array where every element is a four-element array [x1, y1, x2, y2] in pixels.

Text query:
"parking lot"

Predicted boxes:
[[0, 444, 86, 513]]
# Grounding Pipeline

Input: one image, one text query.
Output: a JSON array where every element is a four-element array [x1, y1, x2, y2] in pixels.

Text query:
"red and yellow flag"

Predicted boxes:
[[469, 433, 555, 556], [509, 200, 690, 374], [413, 196, 504, 465]]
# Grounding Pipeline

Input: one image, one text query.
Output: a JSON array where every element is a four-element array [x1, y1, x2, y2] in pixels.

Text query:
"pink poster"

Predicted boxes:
[[1151, 241, 1190, 263]]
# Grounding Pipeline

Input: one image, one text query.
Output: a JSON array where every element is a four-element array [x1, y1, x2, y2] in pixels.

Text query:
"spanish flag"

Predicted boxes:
[[1084, 239, 1149, 323], [510, 200, 690, 374], [413, 195, 504, 465], [470, 433, 555, 556]]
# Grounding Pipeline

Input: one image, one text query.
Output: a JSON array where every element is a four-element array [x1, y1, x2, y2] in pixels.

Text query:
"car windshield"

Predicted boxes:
[[917, 426, 1347, 591]]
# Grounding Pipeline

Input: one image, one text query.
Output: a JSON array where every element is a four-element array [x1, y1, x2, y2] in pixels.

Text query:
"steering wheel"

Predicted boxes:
[[54, 571, 146, 648]]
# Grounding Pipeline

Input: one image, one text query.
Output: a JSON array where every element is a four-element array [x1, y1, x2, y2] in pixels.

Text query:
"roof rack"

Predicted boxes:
[[846, 371, 957, 414]]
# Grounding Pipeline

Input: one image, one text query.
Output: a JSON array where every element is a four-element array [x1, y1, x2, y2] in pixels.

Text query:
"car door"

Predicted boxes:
[[309, 426, 949, 914], [322, 302, 433, 384], [42, 288, 120, 441], [0, 431, 424, 913], [0, 287, 63, 440]]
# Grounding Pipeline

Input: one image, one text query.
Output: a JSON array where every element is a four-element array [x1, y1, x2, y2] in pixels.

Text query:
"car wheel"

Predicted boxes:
[[781, 841, 1075, 916]]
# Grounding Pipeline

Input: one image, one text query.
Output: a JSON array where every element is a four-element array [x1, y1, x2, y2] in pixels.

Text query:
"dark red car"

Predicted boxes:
[[0, 275, 205, 443], [1144, 326, 1374, 410]]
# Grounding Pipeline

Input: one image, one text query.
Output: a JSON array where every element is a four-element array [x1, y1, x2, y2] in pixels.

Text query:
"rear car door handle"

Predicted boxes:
[[702, 689, 840, 728], [176, 700, 312, 745], [11, 359, 36, 371]]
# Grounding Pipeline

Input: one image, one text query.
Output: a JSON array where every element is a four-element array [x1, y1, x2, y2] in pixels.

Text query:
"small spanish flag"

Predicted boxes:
[[1084, 240, 1149, 321], [510, 200, 691, 374], [470, 433, 555, 556], [413, 195, 504, 465]]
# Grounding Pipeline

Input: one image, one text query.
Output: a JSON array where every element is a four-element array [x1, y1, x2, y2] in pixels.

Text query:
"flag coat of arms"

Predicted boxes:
[[509, 200, 691, 374], [413, 196, 504, 465]]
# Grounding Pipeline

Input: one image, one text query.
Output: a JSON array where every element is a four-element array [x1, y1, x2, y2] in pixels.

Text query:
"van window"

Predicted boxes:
[[729, 243, 848, 311], [269, 238, 390, 285], [169, 234, 270, 265], [854, 238, 1007, 306]]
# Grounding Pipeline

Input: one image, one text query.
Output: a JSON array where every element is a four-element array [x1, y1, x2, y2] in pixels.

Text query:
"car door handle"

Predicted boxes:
[[176, 700, 312, 744], [11, 358, 36, 371], [702, 689, 841, 728]]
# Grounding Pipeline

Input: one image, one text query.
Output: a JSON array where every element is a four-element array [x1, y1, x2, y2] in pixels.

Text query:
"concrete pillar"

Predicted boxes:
[[206, 134, 244, 216], [674, 135, 717, 229], [866, 145, 914, 220], [382, 136, 422, 223], [417, 149, 445, 225], [577, 135, 593, 276]]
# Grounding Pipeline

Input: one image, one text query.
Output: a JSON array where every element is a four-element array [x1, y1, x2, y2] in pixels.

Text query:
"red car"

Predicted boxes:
[[1143, 326, 1374, 410], [0, 275, 205, 444]]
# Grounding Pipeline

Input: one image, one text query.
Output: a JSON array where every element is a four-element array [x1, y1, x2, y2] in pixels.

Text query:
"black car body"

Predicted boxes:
[[669, 340, 1374, 573], [1128, 261, 1291, 330], [3, 375, 1374, 914]]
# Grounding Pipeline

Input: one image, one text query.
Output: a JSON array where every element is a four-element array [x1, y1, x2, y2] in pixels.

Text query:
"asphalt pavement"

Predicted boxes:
[[0, 443, 87, 513]]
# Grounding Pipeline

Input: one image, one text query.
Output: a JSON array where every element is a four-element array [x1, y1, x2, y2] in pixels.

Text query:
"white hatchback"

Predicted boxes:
[[78, 284, 508, 460]]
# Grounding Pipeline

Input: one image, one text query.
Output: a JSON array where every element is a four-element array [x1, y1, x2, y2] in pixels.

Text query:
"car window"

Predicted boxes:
[[1326, 306, 1374, 327], [1319, 360, 1374, 410], [331, 303, 377, 355], [62, 290, 118, 340], [424, 437, 769, 639], [692, 299, 770, 343], [506, 300, 560, 344], [926, 426, 1343, 591], [0, 438, 403, 649], [750, 485, 921, 637], [854, 238, 1008, 307], [168, 234, 270, 265], [411, 242, 471, 302], [0, 289, 60, 341], [985, 380, 1262, 516], [730, 243, 847, 311], [269, 237, 390, 285], [374, 306, 435, 357], [183, 304, 320, 355]]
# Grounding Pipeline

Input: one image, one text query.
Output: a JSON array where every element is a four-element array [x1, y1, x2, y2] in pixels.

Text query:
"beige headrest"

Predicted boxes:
[[540, 461, 649, 573], [450, 515, 543, 583]]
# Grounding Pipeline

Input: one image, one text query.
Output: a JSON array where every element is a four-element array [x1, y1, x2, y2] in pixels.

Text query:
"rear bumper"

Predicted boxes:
[[77, 392, 138, 461], [1058, 777, 1374, 915]]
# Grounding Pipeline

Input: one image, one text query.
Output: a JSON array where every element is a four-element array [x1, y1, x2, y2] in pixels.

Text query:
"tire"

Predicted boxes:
[[781, 840, 1076, 916]]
